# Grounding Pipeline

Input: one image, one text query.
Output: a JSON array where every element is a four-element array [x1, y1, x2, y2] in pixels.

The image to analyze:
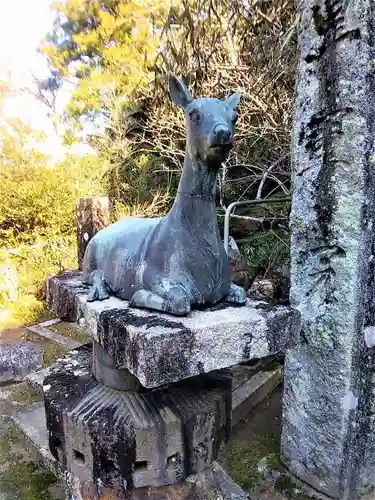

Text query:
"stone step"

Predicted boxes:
[[3, 403, 60, 477], [232, 366, 283, 427], [22, 319, 87, 393], [26, 324, 81, 350], [231, 356, 280, 390]]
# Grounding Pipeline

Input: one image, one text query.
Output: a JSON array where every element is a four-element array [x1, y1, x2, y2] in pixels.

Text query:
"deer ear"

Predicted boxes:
[[227, 92, 242, 110], [169, 74, 193, 109]]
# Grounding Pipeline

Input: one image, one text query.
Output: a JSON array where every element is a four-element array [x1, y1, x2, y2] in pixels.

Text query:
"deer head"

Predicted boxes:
[[169, 74, 241, 167]]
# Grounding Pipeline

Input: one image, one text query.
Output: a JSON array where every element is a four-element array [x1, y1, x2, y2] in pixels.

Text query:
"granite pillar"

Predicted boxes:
[[281, 1, 375, 499]]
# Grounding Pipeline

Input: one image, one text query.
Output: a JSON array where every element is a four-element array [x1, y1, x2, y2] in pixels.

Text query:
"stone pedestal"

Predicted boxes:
[[281, 1, 375, 499], [44, 346, 232, 493], [47, 271, 300, 388], [64, 461, 248, 500], [92, 340, 141, 391], [45, 267, 300, 498]]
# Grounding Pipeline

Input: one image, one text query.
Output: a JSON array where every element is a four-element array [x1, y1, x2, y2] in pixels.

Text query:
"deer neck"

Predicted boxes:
[[177, 145, 220, 200], [167, 146, 221, 227]]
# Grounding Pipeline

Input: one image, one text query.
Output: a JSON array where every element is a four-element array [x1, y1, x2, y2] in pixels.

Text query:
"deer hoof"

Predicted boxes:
[[160, 284, 190, 316], [225, 283, 247, 305], [151, 280, 191, 316], [130, 287, 191, 316], [86, 270, 109, 302], [87, 282, 109, 302]]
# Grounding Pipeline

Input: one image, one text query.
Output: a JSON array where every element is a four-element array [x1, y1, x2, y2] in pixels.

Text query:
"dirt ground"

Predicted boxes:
[[221, 385, 311, 500]]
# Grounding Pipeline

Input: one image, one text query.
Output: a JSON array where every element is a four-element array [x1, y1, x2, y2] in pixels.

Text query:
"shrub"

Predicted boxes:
[[0, 120, 107, 329], [0, 122, 107, 247]]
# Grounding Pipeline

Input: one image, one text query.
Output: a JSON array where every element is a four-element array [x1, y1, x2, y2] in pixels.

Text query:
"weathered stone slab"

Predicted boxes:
[[44, 346, 232, 490], [7, 403, 60, 477], [47, 272, 300, 388], [281, 1, 375, 499], [232, 367, 282, 427], [47, 271, 89, 322], [0, 342, 43, 383], [27, 323, 81, 350]]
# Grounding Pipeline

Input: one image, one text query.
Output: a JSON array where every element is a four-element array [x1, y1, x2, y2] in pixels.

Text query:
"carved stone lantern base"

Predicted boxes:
[[64, 460, 248, 500], [43, 345, 233, 492]]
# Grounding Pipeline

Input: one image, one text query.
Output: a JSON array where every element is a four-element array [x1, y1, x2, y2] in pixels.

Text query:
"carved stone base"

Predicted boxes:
[[43, 345, 232, 490], [65, 461, 248, 499]]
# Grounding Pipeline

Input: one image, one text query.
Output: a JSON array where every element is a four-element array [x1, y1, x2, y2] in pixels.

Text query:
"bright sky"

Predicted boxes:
[[0, 0, 90, 157], [0, 0, 55, 124]]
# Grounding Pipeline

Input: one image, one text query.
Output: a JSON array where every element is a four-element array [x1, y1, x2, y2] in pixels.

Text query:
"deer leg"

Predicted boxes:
[[224, 283, 247, 305], [129, 280, 191, 316], [86, 270, 110, 302]]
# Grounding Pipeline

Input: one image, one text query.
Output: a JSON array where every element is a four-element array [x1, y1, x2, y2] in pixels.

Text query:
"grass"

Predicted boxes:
[[220, 387, 311, 500], [0, 238, 76, 332], [0, 422, 60, 500], [225, 431, 280, 490], [49, 322, 91, 344], [0, 382, 43, 409], [23, 331, 68, 367]]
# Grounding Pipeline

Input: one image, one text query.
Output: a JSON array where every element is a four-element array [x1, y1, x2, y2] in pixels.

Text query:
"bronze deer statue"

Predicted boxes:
[[82, 75, 246, 316]]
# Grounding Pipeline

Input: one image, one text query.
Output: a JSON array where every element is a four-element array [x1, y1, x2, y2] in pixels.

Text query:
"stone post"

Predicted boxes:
[[76, 196, 109, 270], [281, 1, 375, 499]]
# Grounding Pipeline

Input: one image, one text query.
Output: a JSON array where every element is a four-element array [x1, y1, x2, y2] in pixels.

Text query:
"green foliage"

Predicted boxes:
[[0, 119, 107, 330], [148, 0, 297, 204], [42, 0, 175, 213], [0, 423, 59, 500], [0, 120, 106, 247], [95, 110, 175, 213], [42, 0, 169, 120], [0, 0, 296, 332], [241, 230, 290, 278]]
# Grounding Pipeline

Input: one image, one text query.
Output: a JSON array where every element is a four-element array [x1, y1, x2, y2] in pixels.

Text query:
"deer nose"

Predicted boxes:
[[213, 124, 231, 144]]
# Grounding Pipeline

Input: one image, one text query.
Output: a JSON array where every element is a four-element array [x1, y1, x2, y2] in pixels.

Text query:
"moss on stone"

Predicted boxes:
[[50, 321, 91, 343], [0, 381, 43, 408], [0, 461, 57, 500], [224, 440, 312, 500], [0, 421, 61, 500], [220, 386, 314, 500], [224, 430, 280, 491]]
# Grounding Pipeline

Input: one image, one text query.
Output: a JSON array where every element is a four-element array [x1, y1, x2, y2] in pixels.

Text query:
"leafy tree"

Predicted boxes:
[[42, 0, 169, 121], [150, 0, 297, 204]]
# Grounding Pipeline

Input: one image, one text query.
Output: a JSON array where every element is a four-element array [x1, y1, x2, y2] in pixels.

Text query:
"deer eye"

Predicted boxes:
[[232, 112, 238, 124], [189, 109, 200, 123]]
